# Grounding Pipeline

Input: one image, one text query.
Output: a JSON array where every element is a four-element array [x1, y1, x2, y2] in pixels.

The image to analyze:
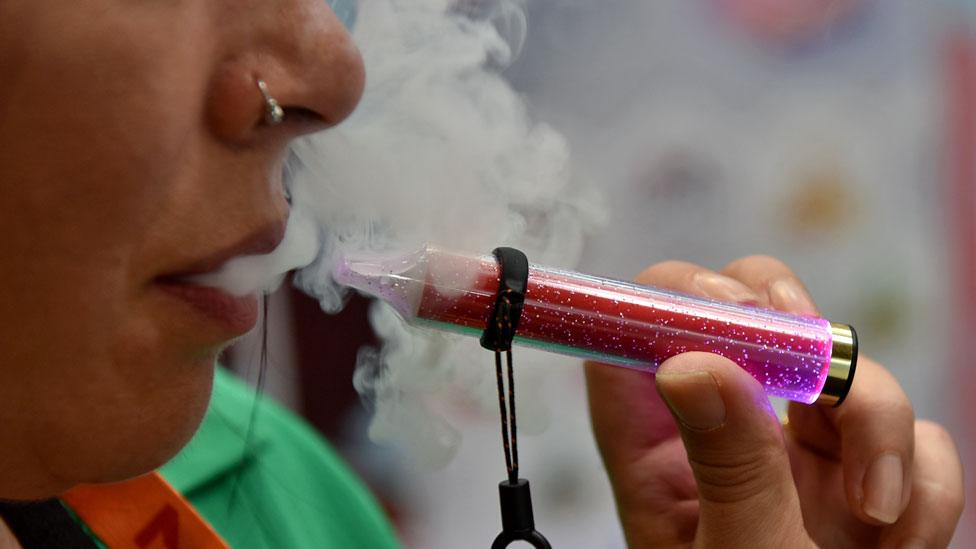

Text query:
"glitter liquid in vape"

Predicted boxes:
[[335, 246, 835, 403]]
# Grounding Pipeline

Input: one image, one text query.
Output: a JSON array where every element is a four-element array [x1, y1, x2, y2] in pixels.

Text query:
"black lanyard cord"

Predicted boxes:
[[494, 347, 518, 485], [482, 248, 551, 549]]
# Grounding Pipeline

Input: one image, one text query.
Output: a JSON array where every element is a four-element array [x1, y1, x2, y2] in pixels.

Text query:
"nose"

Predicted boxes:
[[208, 0, 366, 143]]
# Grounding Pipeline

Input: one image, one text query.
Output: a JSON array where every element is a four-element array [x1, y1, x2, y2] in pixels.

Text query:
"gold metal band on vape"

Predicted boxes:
[[816, 323, 858, 406]]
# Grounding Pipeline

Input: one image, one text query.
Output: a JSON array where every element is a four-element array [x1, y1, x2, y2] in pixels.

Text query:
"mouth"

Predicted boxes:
[[154, 222, 287, 335], [154, 280, 260, 334]]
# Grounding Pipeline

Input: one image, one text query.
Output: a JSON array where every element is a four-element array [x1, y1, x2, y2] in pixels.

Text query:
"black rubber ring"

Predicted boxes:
[[480, 247, 529, 352]]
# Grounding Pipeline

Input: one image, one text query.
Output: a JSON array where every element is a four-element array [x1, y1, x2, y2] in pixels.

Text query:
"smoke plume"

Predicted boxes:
[[202, 0, 605, 466]]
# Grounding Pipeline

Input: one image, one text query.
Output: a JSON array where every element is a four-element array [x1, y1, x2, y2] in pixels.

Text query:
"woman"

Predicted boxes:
[[0, 0, 964, 547], [0, 1, 391, 547]]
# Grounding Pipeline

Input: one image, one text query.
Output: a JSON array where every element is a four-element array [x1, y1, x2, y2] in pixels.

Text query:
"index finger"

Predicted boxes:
[[586, 260, 764, 462], [720, 255, 819, 315]]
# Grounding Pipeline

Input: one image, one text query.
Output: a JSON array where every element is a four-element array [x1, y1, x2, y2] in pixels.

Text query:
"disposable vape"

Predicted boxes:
[[334, 245, 857, 405]]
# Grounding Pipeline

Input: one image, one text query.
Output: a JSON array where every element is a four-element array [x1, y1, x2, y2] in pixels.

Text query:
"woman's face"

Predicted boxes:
[[0, 1, 363, 498]]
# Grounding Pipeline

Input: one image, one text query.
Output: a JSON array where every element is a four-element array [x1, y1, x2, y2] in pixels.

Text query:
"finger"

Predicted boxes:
[[787, 357, 915, 526], [656, 352, 808, 547], [637, 260, 762, 306], [721, 255, 819, 315], [585, 362, 676, 466], [586, 260, 763, 461], [720, 255, 914, 526], [879, 421, 964, 548], [586, 360, 701, 545]]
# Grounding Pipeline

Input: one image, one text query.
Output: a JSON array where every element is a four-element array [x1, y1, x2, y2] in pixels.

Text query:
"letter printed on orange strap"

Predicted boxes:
[[61, 472, 229, 549]]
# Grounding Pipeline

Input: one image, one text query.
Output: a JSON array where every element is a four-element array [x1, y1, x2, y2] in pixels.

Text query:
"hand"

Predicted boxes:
[[586, 256, 964, 548]]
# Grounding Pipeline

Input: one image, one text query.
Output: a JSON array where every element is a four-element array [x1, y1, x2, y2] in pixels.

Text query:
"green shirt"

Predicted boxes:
[[155, 368, 399, 548]]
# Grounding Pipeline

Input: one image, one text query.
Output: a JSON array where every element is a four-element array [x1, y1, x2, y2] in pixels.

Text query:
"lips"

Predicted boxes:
[[155, 281, 260, 334], [154, 222, 286, 334]]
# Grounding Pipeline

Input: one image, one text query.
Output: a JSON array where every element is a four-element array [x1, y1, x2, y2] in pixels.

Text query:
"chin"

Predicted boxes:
[[110, 399, 211, 482], [107, 362, 217, 481], [42, 358, 218, 497]]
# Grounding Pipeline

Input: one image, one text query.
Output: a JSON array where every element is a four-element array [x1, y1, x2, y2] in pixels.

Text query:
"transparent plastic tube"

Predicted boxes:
[[334, 245, 857, 405]]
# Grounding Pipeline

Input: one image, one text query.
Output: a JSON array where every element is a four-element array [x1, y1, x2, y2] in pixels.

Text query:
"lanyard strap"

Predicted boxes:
[[481, 247, 551, 549], [62, 472, 229, 549]]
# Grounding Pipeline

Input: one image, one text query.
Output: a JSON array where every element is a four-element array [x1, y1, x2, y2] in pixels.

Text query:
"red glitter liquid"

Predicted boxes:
[[415, 251, 834, 403]]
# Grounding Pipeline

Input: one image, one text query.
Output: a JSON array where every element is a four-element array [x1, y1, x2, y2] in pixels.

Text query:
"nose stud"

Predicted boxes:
[[256, 79, 285, 125]]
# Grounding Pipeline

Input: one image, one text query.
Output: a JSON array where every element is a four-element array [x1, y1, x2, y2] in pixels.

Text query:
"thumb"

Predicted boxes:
[[655, 352, 809, 548]]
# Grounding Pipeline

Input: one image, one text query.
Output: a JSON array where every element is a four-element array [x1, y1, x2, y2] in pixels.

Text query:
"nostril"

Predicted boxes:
[[275, 106, 329, 134], [283, 106, 324, 123]]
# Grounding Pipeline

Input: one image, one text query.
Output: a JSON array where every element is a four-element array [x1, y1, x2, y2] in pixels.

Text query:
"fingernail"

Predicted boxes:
[[769, 278, 817, 315], [863, 453, 904, 524], [899, 538, 926, 549], [694, 272, 760, 305], [657, 371, 726, 431]]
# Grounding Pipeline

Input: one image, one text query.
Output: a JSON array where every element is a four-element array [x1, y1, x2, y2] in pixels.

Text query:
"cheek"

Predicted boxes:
[[0, 30, 209, 383], [0, 130, 203, 400], [0, 25, 215, 490], [0, 0, 224, 495]]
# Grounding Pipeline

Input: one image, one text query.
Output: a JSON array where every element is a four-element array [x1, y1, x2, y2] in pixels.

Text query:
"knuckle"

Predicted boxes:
[[918, 477, 965, 518], [913, 420, 963, 516], [886, 397, 916, 426], [835, 360, 915, 422], [840, 393, 915, 436], [636, 260, 700, 285], [915, 420, 953, 446], [946, 485, 965, 517], [688, 445, 788, 504], [725, 254, 791, 276]]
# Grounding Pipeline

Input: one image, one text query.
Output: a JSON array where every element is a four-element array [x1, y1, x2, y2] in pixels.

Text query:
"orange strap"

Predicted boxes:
[[61, 472, 229, 549]]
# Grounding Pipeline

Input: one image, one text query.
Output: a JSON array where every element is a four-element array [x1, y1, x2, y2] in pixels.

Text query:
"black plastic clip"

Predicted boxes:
[[480, 247, 529, 352], [490, 479, 552, 549]]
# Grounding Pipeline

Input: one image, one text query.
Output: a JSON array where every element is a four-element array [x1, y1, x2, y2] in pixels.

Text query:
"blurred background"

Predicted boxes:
[[226, 0, 976, 546]]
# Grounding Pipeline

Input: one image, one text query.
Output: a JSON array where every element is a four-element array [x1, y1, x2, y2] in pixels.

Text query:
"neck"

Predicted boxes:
[[0, 516, 23, 549]]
